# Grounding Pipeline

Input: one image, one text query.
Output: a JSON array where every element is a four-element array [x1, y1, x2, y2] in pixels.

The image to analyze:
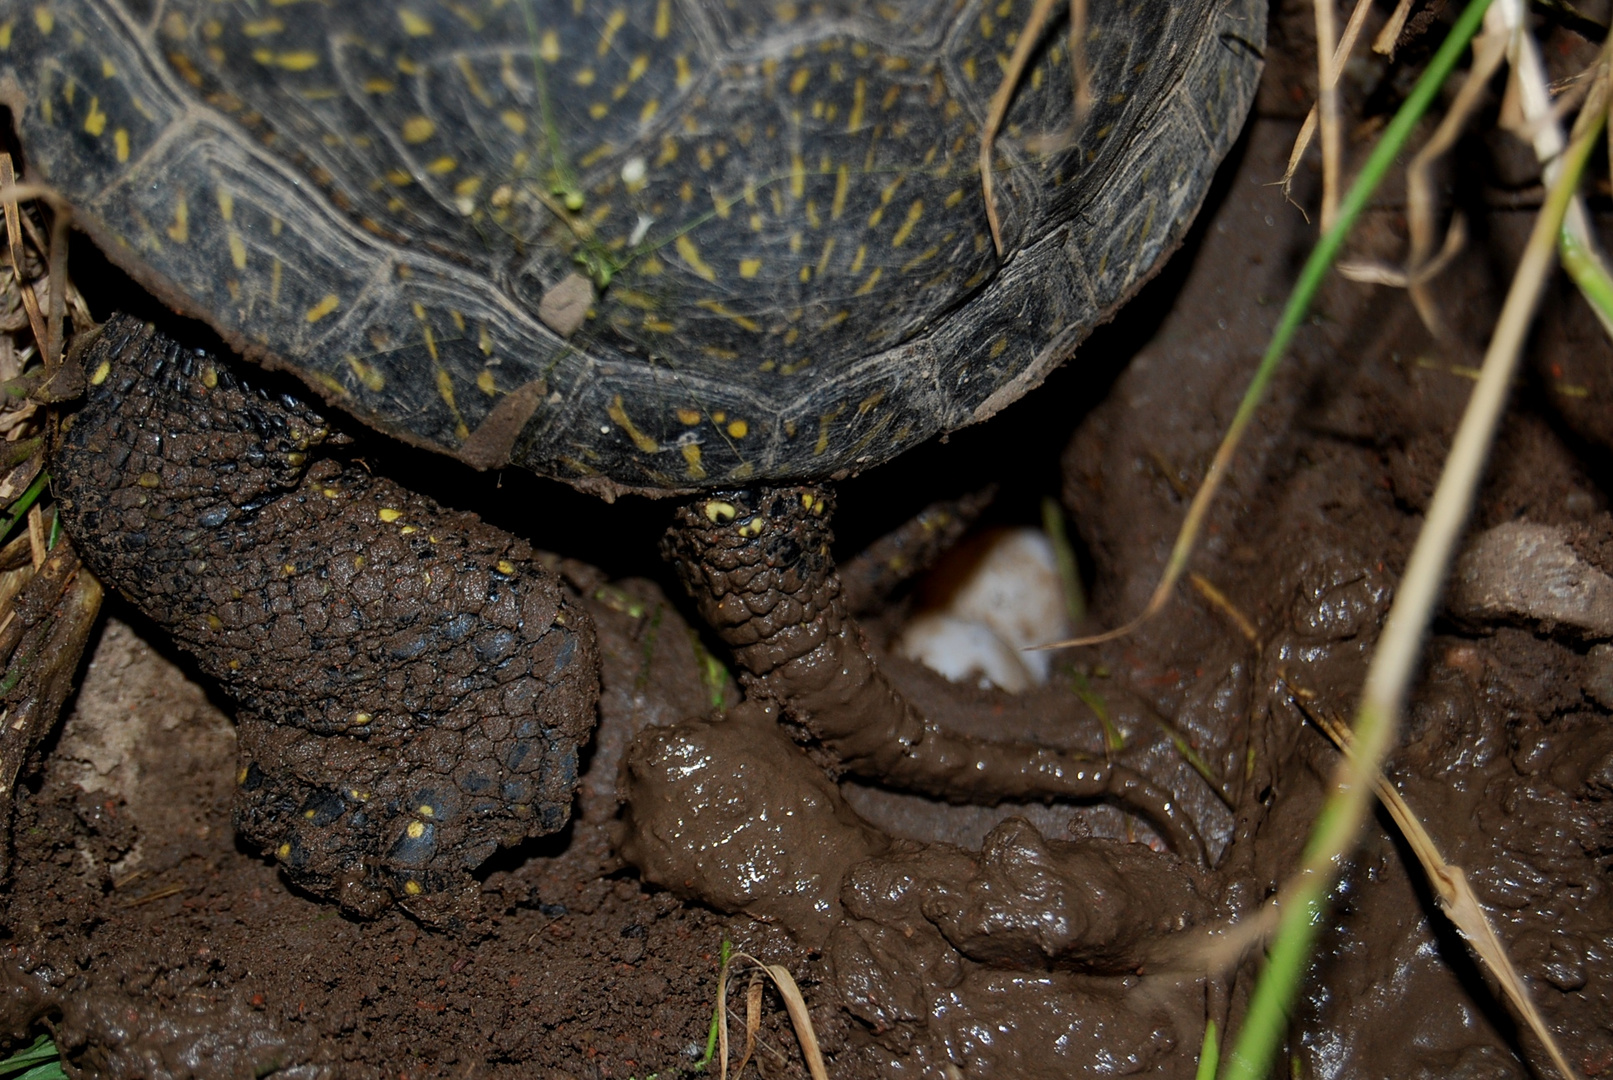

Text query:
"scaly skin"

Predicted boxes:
[[663, 486, 1206, 863], [53, 315, 600, 920]]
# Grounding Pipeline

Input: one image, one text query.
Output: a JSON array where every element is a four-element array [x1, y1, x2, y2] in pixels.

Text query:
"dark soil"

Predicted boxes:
[[4, 4, 1613, 1077]]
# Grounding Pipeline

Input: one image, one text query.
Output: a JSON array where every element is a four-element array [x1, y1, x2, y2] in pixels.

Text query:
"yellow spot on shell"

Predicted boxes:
[[402, 115, 435, 143], [696, 300, 759, 332], [597, 10, 626, 55], [890, 199, 923, 247], [89, 360, 111, 385], [726, 419, 748, 438], [853, 267, 883, 295], [539, 29, 559, 61], [990, 336, 1008, 358], [167, 196, 189, 243], [228, 230, 247, 269], [500, 109, 526, 134], [404, 880, 423, 895], [83, 97, 107, 136], [677, 408, 701, 425], [276, 843, 291, 859], [739, 517, 764, 538], [242, 17, 284, 35], [704, 500, 736, 523], [681, 443, 705, 480], [398, 8, 432, 35], [417, 804, 434, 817], [378, 508, 404, 523], [364, 76, 395, 93], [496, 559, 517, 575], [738, 258, 761, 278], [303, 808, 316, 819], [847, 77, 865, 131], [352, 712, 372, 725], [675, 235, 716, 282], [33, 7, 52, 34], [114, 129, 130, 162], [305, 294, 339, 322], [426, 155, 456, 174], [607, 395, 661, 453], [272, 51, 320, 71], [406, 820, 426, 839], [476, 370, 496, 395], [83, 96, 110, 141], [653, 0, 671, 37], [347, 356, 385, 391]]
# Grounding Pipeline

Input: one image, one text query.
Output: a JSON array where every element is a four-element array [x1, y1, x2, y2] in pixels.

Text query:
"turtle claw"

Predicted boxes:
[[664, 483, 1207, 864]]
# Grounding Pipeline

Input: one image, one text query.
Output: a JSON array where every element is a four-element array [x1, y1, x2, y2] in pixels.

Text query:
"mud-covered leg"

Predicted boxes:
[[663, 485, 1204, 862], [52, 315, 600, 919]]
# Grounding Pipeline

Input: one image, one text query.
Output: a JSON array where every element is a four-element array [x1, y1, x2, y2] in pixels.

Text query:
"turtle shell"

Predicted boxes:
[[3, 0, 1263, 495]]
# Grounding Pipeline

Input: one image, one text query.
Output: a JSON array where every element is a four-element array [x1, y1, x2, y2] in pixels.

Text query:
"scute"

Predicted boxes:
[[2, 0, 1264, 493]]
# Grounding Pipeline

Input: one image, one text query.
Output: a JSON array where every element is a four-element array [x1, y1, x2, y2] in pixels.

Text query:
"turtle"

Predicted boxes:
[[1, 0, 1265, 913]]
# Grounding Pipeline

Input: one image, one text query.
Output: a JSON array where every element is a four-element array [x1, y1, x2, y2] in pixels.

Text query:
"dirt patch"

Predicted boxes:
[[4, 8, 1613, 1077]]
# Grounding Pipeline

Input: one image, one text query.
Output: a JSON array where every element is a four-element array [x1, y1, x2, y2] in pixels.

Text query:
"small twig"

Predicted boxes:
[[1373, 0, 1419, 55], [1314, 0, 1344, 230], [122, 883, 186, 908], [0, 157, 47, 354], [1403, 27, 1510, 336], [1187, 573, 1257, 643], [714, 947, 828, 1080], [1281, 0, 1376, 202], [734, 971, 764, 1076], [979, 0, 1062, 254]]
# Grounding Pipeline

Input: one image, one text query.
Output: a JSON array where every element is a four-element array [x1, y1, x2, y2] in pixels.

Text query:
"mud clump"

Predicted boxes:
[[619, 703, 1211, 1075], [51, 314, 599, 921], [617, 703, 887, 944]]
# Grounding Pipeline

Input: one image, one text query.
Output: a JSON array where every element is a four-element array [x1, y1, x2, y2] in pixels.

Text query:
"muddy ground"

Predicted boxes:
[[4, 3, 1613, 1077]]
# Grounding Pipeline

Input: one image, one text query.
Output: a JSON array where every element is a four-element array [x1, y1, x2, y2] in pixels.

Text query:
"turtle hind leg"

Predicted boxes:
[[662, 485, 1205, 865]]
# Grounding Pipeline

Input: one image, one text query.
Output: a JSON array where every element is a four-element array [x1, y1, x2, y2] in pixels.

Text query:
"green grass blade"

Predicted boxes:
[[1196, 1019, 1222, 1080], [0, 1035, 64, 1080], [1217, 2, 1496, 1077], [1560, 224, 1613, 328], [0, 469, 48, 550], [1041, 496, 1086, 625], [1153, 0, 1496, 602]]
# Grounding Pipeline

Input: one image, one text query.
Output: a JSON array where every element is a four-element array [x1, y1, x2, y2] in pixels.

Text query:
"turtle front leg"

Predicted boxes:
[[662, 486, 1205, 863]]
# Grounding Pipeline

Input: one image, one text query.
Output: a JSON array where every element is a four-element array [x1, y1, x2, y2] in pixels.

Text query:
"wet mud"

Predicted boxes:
[[5, 9, 1613, 1076]]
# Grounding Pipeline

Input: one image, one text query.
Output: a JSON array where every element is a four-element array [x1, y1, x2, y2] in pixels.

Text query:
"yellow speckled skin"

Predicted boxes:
[[3, 0, 1262, 494]]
